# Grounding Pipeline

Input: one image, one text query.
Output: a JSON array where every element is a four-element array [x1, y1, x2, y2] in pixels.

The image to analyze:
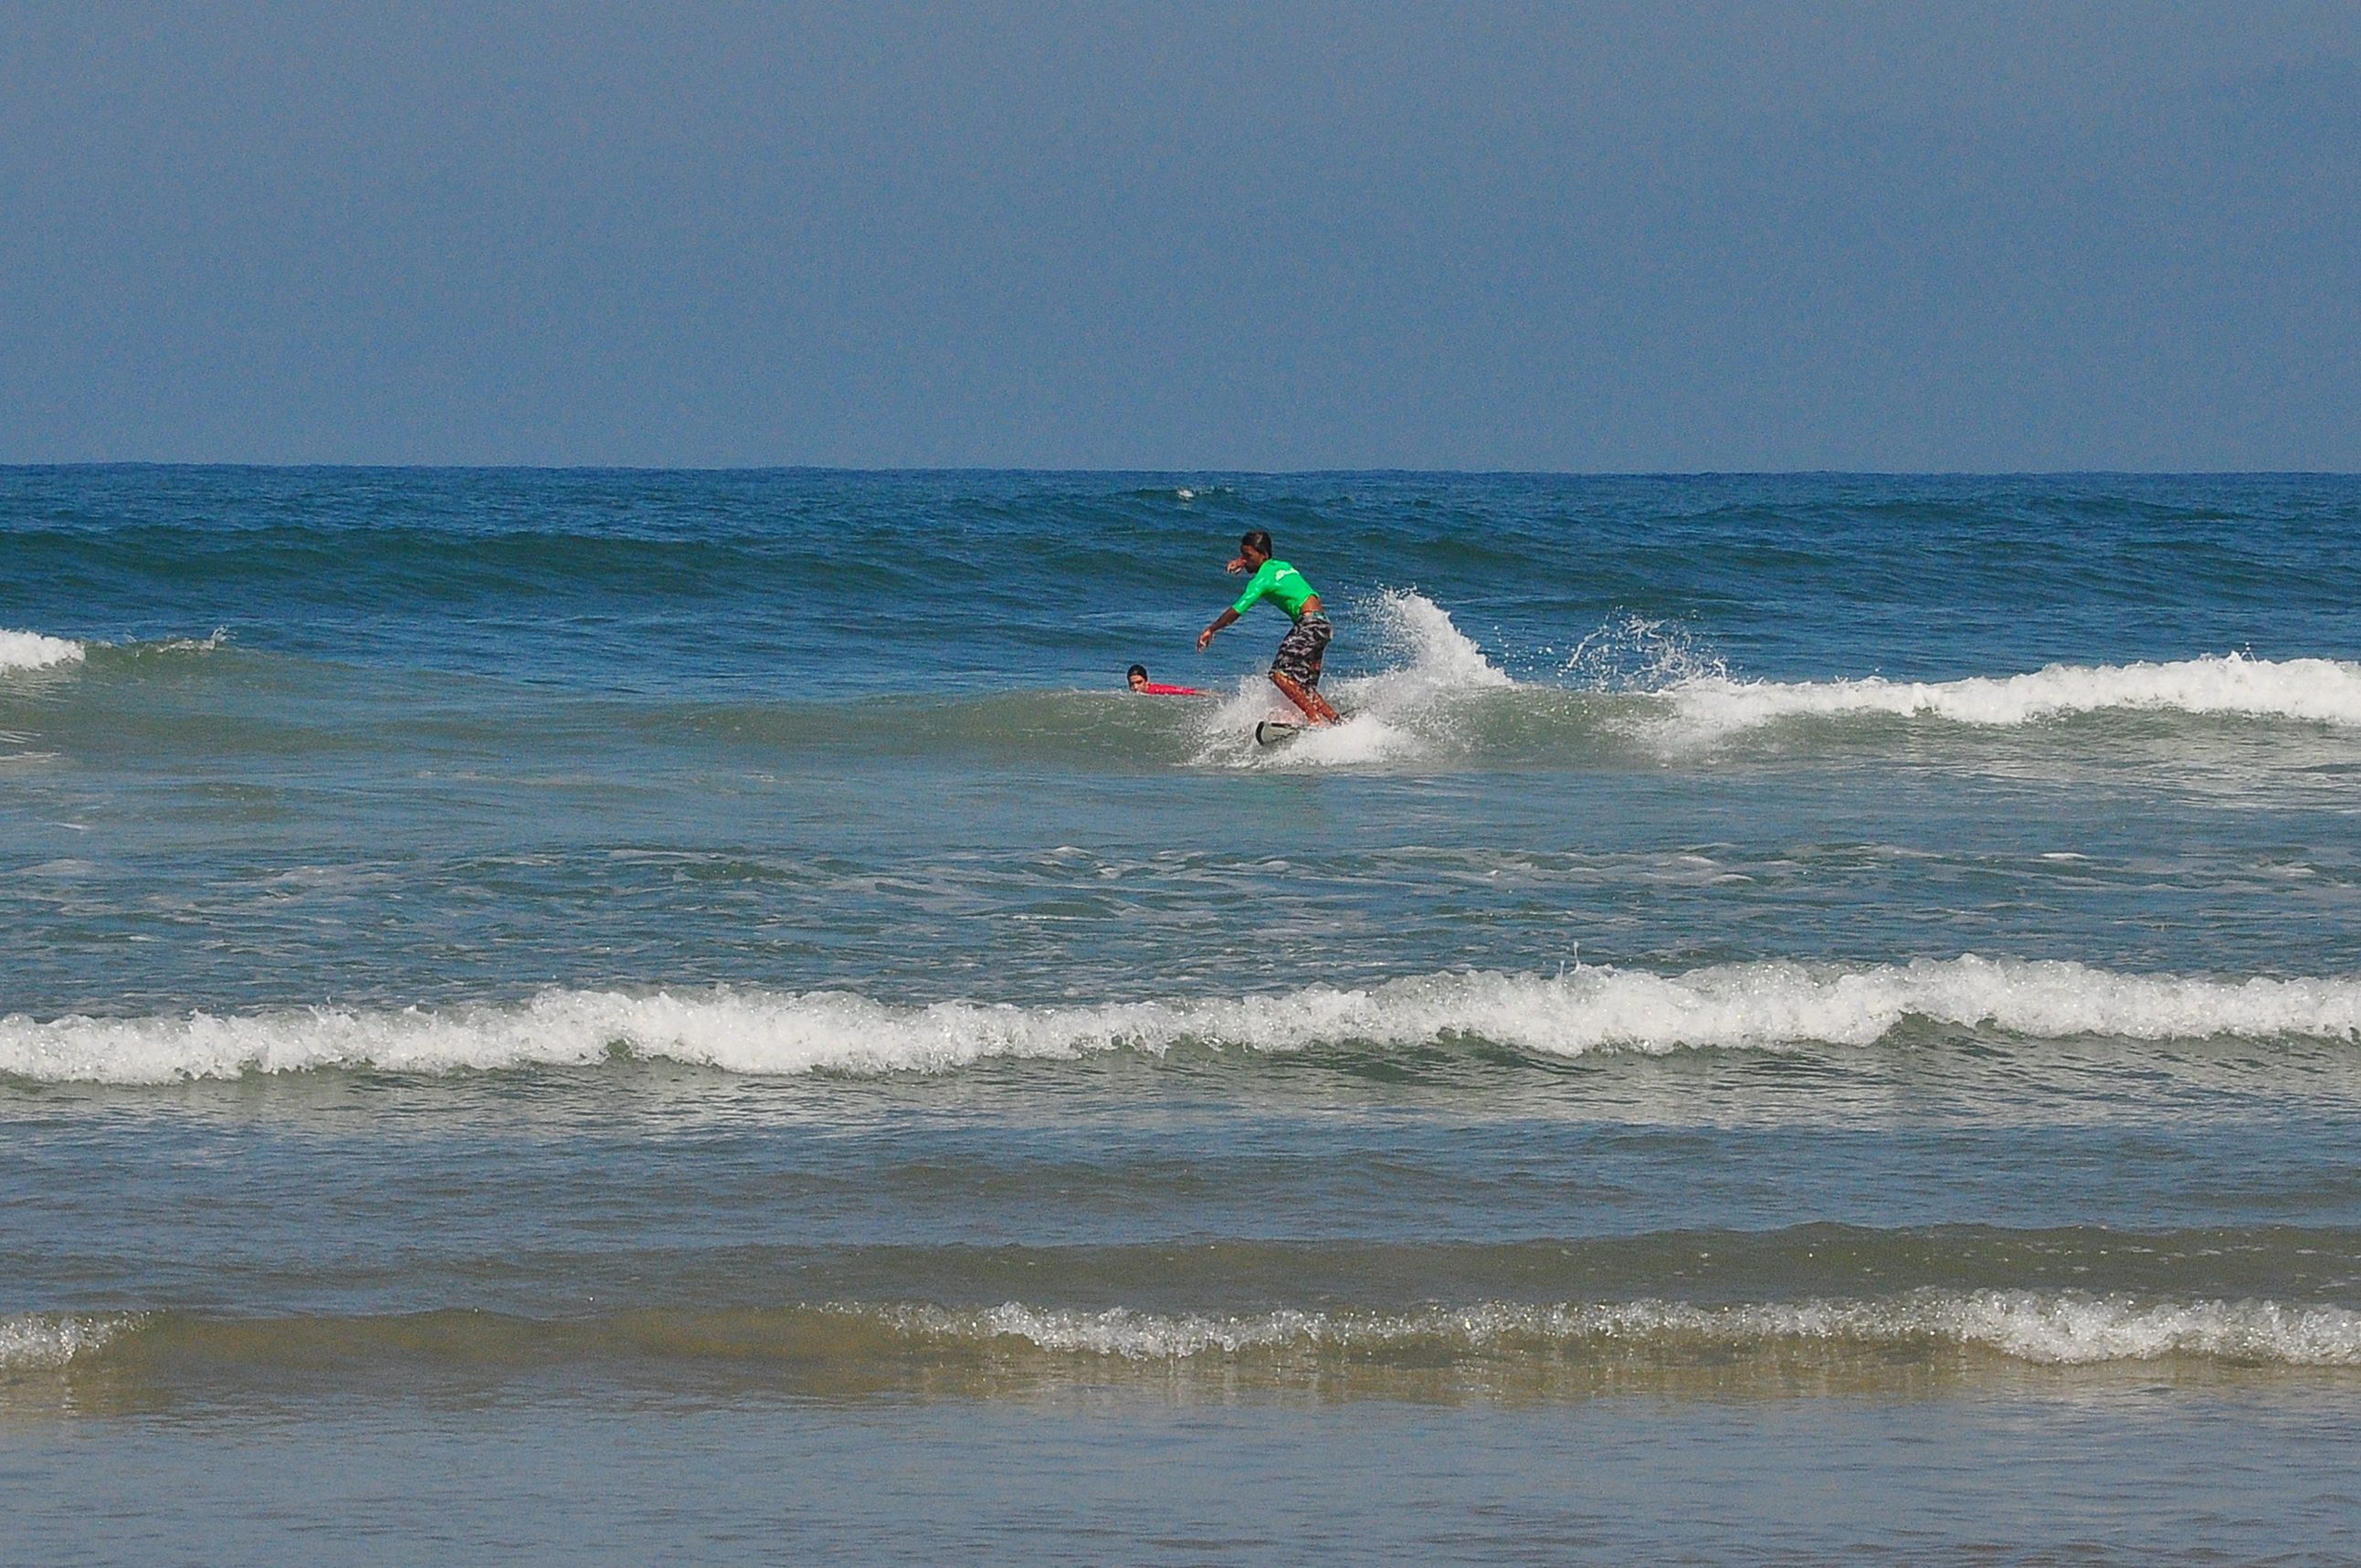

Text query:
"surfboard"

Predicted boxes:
[[1254, 720, 1301, 746]]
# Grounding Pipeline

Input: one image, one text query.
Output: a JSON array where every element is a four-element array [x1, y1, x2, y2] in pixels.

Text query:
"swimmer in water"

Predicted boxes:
[[1127, 665, 1203, 696]]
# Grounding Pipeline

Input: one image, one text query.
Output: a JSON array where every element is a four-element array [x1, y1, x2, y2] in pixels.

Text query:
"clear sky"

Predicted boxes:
[[2, 2, 2355, 469]]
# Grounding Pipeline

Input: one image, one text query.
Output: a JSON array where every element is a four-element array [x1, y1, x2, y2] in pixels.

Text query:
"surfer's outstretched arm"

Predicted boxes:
[[1196, 608, 1239, 651]]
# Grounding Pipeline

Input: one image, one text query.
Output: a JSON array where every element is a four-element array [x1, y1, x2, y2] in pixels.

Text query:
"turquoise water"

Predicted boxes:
[[5, 468, 2361, 1562]]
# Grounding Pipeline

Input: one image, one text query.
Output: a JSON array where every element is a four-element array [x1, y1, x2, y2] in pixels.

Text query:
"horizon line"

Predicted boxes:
[[5, 462, 2358, 481]]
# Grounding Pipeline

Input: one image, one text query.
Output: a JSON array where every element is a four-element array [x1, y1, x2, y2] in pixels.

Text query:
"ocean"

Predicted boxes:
[[5, 467, 2360, 1563]]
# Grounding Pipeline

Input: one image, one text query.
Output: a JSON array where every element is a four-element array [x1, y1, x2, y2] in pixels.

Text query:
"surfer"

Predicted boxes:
[[1126, 665, 1202, 696], [1196, 530, 1341, 726]]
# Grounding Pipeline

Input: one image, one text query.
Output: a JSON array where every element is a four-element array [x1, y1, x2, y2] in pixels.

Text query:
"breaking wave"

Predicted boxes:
[[0, 1313, 130, 1370], [7, 956, 2359, 1084], [0, 628, 84, 673], [1194, 589, 1512, 768], [893, 1291, 2361, 1366], [1188, 616, 2361, 771], [14, 1295, 2358, 1379], [1659, 653, 2361, 740]]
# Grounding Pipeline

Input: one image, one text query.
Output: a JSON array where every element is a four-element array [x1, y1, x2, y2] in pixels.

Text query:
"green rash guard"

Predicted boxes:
[[1230, 558, 1320, 621]]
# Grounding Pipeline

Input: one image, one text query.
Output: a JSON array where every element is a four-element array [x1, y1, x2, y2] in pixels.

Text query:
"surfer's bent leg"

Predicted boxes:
[[1270, 615, 1339, 725]]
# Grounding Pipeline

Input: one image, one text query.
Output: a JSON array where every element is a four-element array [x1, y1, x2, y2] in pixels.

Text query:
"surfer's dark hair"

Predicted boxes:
[[1240, 529, 1274, 555], [1127, 665, 1148, 680]]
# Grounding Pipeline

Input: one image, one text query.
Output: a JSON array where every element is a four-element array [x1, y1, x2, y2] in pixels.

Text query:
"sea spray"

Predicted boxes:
[[1559, 613, 1727, 690], [1193, 589, 1511, 768], [0, 628, 84, 672], [0, 1313, 130, 1369]]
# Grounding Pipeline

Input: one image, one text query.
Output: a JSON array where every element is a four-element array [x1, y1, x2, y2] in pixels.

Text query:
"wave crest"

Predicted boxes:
[[1662, 653, 2361, 739], [0, 1313, 131, 1370], [0, 629, 85, 673], [889, 1291, 2361, 1366], [6, 956, 2359, 1084], [18, 1295, 2356, 1380]]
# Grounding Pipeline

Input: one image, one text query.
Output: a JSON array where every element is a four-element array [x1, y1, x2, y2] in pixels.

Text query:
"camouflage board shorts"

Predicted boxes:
[[1271, 612, 1333, 686]]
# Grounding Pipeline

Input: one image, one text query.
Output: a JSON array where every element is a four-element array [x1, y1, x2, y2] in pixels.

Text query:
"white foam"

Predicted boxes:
[[1663, 653, 2361, 740], [0, 1313, 128, 1369], [1194, 590, 1511, 769], [1238, 708, 1420, 769], [0, 629, 85, 673], [7, 956, 2360, 1084], [885, 1292, 2361, 1366], [1339, 589, 1516, 700]]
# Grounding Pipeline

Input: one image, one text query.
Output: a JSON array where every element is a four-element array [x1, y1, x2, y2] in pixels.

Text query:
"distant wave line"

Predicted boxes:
[[891, 1290, 2361, 1367], [11, 1290, 2360, 1372], [6, 955, 2361, 1084]]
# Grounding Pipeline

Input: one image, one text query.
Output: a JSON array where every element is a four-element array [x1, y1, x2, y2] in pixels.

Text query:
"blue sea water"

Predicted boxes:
[[5, 467, 2361, 1563]]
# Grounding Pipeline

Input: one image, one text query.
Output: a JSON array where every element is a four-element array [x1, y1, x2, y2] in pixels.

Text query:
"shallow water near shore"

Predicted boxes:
[[5, 468, 2361, 1562]]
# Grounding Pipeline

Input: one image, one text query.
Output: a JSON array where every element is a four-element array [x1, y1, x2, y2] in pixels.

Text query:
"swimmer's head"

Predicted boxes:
[[1126, 664, 1149, 690]]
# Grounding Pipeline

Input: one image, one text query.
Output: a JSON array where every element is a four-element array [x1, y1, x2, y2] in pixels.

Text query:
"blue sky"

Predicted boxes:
[[2, 2, 2355, 469]]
